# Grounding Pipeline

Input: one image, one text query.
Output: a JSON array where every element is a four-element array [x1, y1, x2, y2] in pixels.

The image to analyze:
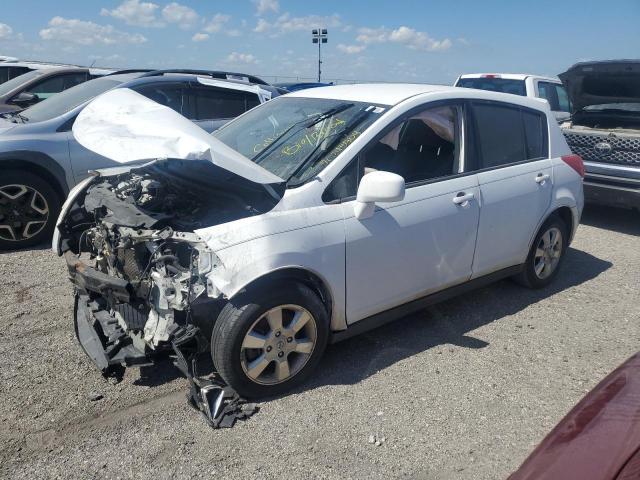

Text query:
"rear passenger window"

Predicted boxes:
[[135, 83, 185, 115], [473, 103, 525, 167], [192, 87, 260, 120], [472, 102, 547, 169]]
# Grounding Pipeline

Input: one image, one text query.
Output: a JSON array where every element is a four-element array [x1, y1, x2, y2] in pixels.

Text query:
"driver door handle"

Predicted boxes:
[[535, 173, 550, 184], [453, 192, 474, 205]]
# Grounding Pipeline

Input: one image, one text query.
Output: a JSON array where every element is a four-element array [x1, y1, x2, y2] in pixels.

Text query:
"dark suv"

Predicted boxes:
[[0, 69, 278, 249], [560, 60, 640, 210]]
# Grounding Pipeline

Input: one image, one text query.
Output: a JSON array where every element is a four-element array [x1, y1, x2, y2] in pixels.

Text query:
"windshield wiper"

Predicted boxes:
[[1, 110, 28, 123], [286, 108, 371, 185], [252, 103, 354, 165]]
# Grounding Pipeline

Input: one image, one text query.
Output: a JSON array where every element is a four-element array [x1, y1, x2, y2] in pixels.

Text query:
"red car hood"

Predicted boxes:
[[509, 353, 640, 480]]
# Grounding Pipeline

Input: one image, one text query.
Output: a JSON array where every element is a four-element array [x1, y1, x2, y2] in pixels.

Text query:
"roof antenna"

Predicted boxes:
[[89, 60, 96, 67]]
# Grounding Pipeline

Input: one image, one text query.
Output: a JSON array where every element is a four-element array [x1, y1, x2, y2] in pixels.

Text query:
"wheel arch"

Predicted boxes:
[[229, 266, 335, 328], [0, 152, 70, 201], [528, 204, 577, 252]]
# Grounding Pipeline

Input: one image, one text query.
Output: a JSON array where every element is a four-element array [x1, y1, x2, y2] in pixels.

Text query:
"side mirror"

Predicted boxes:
[[12, 91, 38, 105], [354, 170, 405, 220]]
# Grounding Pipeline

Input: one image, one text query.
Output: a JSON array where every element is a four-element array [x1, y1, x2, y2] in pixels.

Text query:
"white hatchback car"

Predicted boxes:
[[55, 84, 584, 399]]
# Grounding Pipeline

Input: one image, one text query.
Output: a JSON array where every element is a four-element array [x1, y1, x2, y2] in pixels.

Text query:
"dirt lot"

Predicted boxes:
[[0, 205, 638, 480]]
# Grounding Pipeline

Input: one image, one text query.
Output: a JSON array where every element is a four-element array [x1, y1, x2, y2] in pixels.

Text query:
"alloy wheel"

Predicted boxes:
[[0, 184, 49, 242], [240, 304, 318, 385], [533, 226, 563, 279]]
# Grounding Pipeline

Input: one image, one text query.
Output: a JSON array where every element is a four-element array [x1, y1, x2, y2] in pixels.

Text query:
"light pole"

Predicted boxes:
[[312, 28, 327, 82]]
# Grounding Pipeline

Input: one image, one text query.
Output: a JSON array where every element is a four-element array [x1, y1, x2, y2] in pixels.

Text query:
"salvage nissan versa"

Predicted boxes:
[[53, 84, 584, 409]]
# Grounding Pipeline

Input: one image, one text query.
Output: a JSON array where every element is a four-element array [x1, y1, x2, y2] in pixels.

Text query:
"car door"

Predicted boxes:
[[67, 82, 189, 181], [334, 102, 481, 323], [469, 100, 552, 277]]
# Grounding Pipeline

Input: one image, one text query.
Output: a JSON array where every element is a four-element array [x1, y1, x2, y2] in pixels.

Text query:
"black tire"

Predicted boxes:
[[0, 169, 62, 250], [513, 215, 569, 289], [211, 281, 329, 399]]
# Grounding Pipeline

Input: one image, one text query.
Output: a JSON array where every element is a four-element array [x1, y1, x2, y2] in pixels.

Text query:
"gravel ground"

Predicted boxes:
[[0, 205, 639, 480]]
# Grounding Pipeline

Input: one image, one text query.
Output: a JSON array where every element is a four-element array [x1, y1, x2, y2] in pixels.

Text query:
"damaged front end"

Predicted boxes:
[[57, 159, 278, 376]]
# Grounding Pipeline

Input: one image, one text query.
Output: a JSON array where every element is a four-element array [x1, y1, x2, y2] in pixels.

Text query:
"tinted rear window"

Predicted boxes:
[[472, 102, 547, 168], [457, 78, 526, 96], [192, 87, 260, 120]]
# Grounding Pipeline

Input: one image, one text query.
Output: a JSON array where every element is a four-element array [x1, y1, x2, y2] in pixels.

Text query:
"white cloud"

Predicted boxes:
[[191, 32, 209, 42], [356, 25, 451, 51], [254, 18, 270, 33], [355, 27, 388, 44], [162, 2, 199, 29], [226, 52, 257, 64], [337, 43, 366, 54], [100, 0, 162, 27], [203, 13, 231, 33], [253, 0, 279, 15], [39, 16, 147, 45], [0, 23, 13, 39], [255, 13, 343, 35]]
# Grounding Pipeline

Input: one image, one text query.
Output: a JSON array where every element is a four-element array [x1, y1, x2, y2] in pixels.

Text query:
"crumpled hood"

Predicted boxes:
[[72, 88, 283, 185], [559, 60, 640, 113]]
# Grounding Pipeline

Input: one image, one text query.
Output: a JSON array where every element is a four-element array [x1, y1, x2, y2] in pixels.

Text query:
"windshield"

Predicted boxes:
[[0, 70, 44, 97], [20, 76, 123, 123], [213, 97, 386, 185], [457, 77, 526, 96]]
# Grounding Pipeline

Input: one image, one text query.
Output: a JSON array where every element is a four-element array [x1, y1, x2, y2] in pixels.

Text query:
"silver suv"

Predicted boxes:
[[0, 70, 276, 249]]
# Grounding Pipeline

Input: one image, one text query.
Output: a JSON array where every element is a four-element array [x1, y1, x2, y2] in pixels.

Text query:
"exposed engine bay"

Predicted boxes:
[[57, 160, 279, 426]]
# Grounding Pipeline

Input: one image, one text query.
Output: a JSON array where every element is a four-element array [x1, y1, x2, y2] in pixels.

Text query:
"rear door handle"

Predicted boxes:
[[453, 192, 474, 205], [535, 173, 550, 184]]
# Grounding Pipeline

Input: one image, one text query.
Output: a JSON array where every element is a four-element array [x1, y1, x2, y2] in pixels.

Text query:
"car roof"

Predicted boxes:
[[0, 61, 77, 70], [286, 83, 461, 105], [458, 73, 561, 83], [122, 73, 273, 93], [286, 82, 552, 113]]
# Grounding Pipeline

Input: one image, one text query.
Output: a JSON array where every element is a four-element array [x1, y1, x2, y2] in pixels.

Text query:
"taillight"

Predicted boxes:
[[481, 74, 500, 78], [561, 154, 585, 178]]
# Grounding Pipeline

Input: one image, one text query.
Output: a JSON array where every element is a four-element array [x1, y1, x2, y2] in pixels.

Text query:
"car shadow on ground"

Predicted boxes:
[[302, 247, 612, 392], [0, 242, 52, 255], [580, 204, 640, 236]]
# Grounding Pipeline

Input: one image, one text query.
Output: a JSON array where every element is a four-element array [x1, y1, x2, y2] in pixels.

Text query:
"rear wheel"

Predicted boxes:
[[0, 170, 61, 250], [211, 282, 329, 399], [514, 215, 568, 289]]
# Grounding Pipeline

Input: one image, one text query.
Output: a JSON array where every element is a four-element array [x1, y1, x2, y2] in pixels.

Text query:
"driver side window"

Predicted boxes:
[[322, 104, 460, 203], [362, 105, 459, 184]]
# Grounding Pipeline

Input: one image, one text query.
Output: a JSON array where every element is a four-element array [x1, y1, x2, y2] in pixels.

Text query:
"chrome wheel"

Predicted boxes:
[[240, 304, 317, 385], [0, 184, 49, 242], [534, 226, 563, 279]]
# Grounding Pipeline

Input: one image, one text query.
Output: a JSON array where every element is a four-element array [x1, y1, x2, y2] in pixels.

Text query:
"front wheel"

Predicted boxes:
[[0, 170, 62, 250], [514, 215, 568, 289], [211, 282, 329, 399]]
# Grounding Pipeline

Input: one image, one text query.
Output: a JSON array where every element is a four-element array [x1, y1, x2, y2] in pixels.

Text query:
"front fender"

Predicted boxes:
[[206, 223, 347, 332]]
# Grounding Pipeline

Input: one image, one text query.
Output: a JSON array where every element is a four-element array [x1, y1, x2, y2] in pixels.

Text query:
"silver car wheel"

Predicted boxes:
[[533, 226, 563, 280], [0, 184, 49, 242], [240, 304, 317, 385]]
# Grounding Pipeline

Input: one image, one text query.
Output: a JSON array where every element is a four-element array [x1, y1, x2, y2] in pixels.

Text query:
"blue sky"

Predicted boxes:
[[0, 0, 638, 84]]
